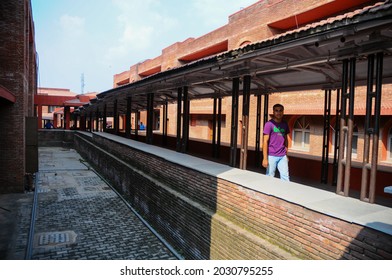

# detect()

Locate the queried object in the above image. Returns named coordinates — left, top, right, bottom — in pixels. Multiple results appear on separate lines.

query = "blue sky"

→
left=31, top=0, right=257, bottom=94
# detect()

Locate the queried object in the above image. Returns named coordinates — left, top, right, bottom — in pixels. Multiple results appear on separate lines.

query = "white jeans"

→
left=266, top=155, right=290, bottom=181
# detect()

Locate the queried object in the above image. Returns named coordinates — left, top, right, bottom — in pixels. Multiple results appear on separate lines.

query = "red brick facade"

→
left=113, top=0, right=377, bottom=86
left=0, top=0, right=37, bottom=193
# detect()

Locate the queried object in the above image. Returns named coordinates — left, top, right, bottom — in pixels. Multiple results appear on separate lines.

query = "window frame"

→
left=292, top=116, right=310, bottom=151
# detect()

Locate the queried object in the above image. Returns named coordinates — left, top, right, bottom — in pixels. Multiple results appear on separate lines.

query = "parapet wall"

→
left=70, top=131, right=392, bottom=260
left=38, top=129, right=74, bottom=147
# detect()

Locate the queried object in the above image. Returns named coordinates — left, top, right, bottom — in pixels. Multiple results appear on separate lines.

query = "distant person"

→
left=262, top=104, right=290, bottom=181
left=139, top=122, right=145, bottom=130
left=45, top=121, right=54, bottom=129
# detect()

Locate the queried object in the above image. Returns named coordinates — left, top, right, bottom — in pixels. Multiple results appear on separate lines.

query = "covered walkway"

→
left=77, top=0, right=392, bottom=204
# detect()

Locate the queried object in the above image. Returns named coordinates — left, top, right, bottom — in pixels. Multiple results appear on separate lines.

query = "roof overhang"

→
left=79, top=0, right=392, bottom=117
left=0, top=85, right=16, bottom=104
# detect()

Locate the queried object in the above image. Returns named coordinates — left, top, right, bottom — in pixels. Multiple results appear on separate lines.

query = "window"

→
left=48, top=105, right=56, bottom=113
left=292, top=116, right=310, bottom=150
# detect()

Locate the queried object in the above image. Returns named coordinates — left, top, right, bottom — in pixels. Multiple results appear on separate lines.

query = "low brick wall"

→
left=72, top=132, right=392, bottom=260
left=38, top=129, right=74, bottom=147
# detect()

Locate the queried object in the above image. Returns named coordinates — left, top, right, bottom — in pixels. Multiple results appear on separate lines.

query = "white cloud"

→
left=105, top=0, right=178, bottom=64
left=33, top=0, right=260, bottom=93
left=59, top=14, right=85, bottom=38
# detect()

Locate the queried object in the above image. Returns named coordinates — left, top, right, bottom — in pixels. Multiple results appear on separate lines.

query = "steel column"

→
left=113, top=99, right=119, bottom=135
left=212, top=96, right=222, bottom=158
left=321, top=89, right=332, bottom=183
left=95, top=108, right=99, bottom=132
left=103, top=103, right=107, bottom=132
left=261, top=93, right=270, bottom=168
left=212, top=96, right=217, bottom=156
left=360, top=52, right=383, bottom=203
left=80, top=115, right=86, bottom=131
left=146, top=92, right=154, bottom=144
left=255, top=94, right=262, bottom=167
left=135, top=110, right=139, bottom=141
left=263, top=94, right=269, bottom=128
left=176, top=87, right=182, bottom=152
left=162, top=99, right=168, bottom=146
left=89, top=112, right=92, bottom=132
left=230, top=77, right=240, bottom=167
left=217, top=96, right=222, bottom=159
left=332, top=89, right=341, bottom=186
left=337, top=58, right=356, bottom=196
left=181, top=86, right=190, bottom=153
left=240, top=75, right=251, bottom=170
left=125, top=97, right=132, bottom=138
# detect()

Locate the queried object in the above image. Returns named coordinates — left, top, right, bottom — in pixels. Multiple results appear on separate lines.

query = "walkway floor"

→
left=0, top=147, right=177, bottom=260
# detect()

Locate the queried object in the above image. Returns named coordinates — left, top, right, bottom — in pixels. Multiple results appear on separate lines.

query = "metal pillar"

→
left=89, top=112, right=92, bottom=132
left=95, top=109, right=99, bottom=132
left=146, top=93, right=154, bottom=144
left=135, top=110, right=139, bottom=141
left=103, top=104, right=107, bottom=132
left=212, top=97, right=217, bottom=157
left=80, top=115, right=86, bottom=131
left=263, top=94, right=269, bottom=126
left=260, top=93, right=270, bottom=167
left=255, top=94, right=262, bottom=167
left=332, top=89, right=341, bottom=186
left=125, top=97, right=132, bottom=138
left=321, top=89, right=332, bottom=183
left=240, top=75, right=251, bottom=170
left=113, top=99, right=119, bottom=135
left=176, top=87, right=182, bottom=152
left=162, top=99, right=168, bottom=146
left=217, top=96, right=222, bottom=158
left=360, top=52, right=383, bottom=203
left=336, top=58, right=356, bottom=196
left=230, top=77, right=240, bottom=167
left=181, top=86, right=190, bottom=153
left=212, top=95, right=222, bottom=158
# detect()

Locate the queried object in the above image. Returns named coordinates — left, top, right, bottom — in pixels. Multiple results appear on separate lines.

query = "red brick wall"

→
left=113, top=0, right=377, bottom=85
left=0, top=0, right=37, bottom=193
left=73, top=131, right=392, bottom=259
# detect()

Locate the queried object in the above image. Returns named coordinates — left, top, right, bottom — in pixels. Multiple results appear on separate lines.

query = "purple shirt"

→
left=263, top=119, right=289, bottom=157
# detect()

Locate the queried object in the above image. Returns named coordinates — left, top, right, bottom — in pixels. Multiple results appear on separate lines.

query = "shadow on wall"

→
left=339, top=222, right=392, bottom=259
left=74, top=133, right=219, bottom=259
left=73, top=132, right=299, bottom=259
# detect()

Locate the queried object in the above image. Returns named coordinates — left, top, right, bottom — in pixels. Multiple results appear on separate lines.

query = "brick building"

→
left=0, top=0, right=37, bottom=193
left=35, top=87, right=96, bottom=129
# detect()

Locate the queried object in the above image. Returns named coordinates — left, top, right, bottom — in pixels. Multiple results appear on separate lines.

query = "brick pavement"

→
left=30, top=147, right=178, bottom=260
left=0, top=192, right=33, bottom=259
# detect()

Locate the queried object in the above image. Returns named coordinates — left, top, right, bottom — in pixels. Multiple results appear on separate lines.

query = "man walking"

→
left=262, top=104, right=290, bottom=181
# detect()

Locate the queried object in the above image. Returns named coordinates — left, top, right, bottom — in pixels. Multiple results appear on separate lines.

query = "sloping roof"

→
left=80, top=0, right=392, bottom=117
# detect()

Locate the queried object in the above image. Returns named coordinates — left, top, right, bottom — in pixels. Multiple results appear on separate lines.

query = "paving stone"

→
left=29, top=147, right=178, bottom=260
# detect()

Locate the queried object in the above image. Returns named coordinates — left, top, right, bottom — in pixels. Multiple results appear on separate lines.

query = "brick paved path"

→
left=31, top=147, right=177, bottom=260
